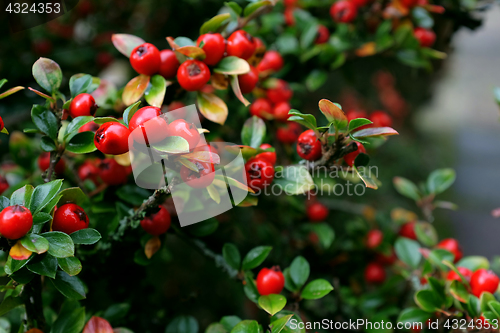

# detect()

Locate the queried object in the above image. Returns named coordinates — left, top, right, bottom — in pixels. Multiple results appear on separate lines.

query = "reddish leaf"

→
left=28, top=87, right=54, bottom=102
left=351, top=127, right=399, bottom=138
left=9, top=241, right=32, bottom=260
left=122, top=75, right=150, bottom=106
left=145, top=236, right=161, bottom=259
left=176, top=46, right=206, bottom=60
left=229, top=75, right=250, bottom=106
left=25, top=329, right=44, bottom=333
left=0, top=86, right=24, bottom=100
left=112, top=34, right=145, bottom=57
left=196, top=92, right=228, bottom=125
left=182, top=151, right=221, bottom=164
left=83, top=316, right=114, bottom=333
left=318, top=99, right=347, bottom=125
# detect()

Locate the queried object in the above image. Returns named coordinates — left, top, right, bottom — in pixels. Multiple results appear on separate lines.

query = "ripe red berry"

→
left=129, top=106, right=169, bottom=145
left=96, top=51, right=114, bottom=68
left=159, top=50, right=180, bottom=79
left=168, top=119, right=200, bottom=150
left=330, top=0, right=358, bottom=23
left=315, top=25, right=330, bottom=44
left=364, top=262, right=386, bottom=284
left=257, top=51, right=284, bottom=73
left=226, top=30, right=256, bottom=60
left=346, top=109, right=368, bottom=121
left=399, top=221, right=417, bottom=240
left=78, top=121, right=99, bottom=133
left=52, top=203, right=89, bottom=234
left=272, top=101, right=291, bottom=122
left=256, top=267, right=285, bottom=295
left=307, top=202, right=329, bottom=222
left=197, top=33, right=226, bottom=66
left=343, top=141, right=366, bottom=167
left=436, top=238, right=463, bottom=263
left=38, top=152, right=66, bottom=175
left=177, top=60, right=211, bottom=91
left=370, top=111, right=392, bottom=128
left=284, top=7, right=296, bottom=26
left=78, top=160, right=100, bottom=185
left=0, top=176, right=8, bottom=195
left=375, top=249, right=397, bottom=265
left=0, top=116, right=4, bottom=132
left=94, top=122, right=130, bottom=155
left=69, top=93, right=98, bottom=118
left=238, top=66, right=259, bottom=94
left=180, top=161, right=215, bottom=189
left=414, top=28, right=436, bottom=48
left=245, top=157, right=275, bottom=191
left=401, top=0, right=418, bottom=8
left=366, top=229, right=383, bottom=249
left=0, top=205, right=33, bottom=240
left=351, top=0, right=370, bottom=7
left=266, top=79, right=293, bottom=104
left=257, top=143, right=276, bottom=165
left=98, top=158, right=130, bottom=185
left=297, top=130, right=322, bottom=161
left=470, top=269, right=500, bottom=297
left=249, top=98, right=273, bottom=119
left=446, top=267, right=473, bottom=282
left=140, top=206, right=171, bottom=235
left=130, top=43, right=161, bottom=76
left=284, top=0, right=298, bottom=5
left=276, top=122, right=301, bottom=144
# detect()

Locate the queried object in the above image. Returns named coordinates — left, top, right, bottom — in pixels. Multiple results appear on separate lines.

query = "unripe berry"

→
left=307, top=202, right=329, bottom=222
left=38, top=152, right=66, bottom=175
left=69, top=93, right=98, bottom=118
left=446, top=267, right=473, bottom=282
left=414, top=28, right=436, bottom=48
left=159, top=50, right=180, bottom=79
left=52, top=203, right=89, bottom=234
left=256, top=266, right=285, bottom=295
left=98, top=158, right=130, bottom=185
left=330, top=0, right=358, bottom=23
left=249, top=98, right=273, bottom=119
left=364, top=262, right=386, bottom=284
left=257, top=143, right=276, bottom=165
left=297, top=130, right=322, bottom=161
left=399, top=221, right=417, bottom=240
left=366, top=229, right=383, bottom=249
left=0, top=205, right=33, bottom=239
left=140, top=206, right=171, bottom=236
left=168, top=119, right=200, bottom=150
left=226, top=30, right=256, bottom=60
left=470, top=269, right=500, bottom=297
left=238, top=66, right=259, bottom=94
left=197, top=33, right=226, bottom=66
left=94, top=122, right=130, bottom=155
left=130, top=43, right=161, bottom=76
left=436, top=238, right=462, bottom=263
left=257, top=51, right=284, bottom=73
left=177, top=60, right=211, bottom=91
left=343, top=141, right=366, bottom=167
left=245, top=157, right=275, bottom=191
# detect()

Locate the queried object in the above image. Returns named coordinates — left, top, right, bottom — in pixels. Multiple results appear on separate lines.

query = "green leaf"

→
left=166, top=316, right=199, bottom=333
left=123, top=101, right=142, bottom=126
left=151, top=136, right=190, bottom=154
left=58, top=257, right=82, bottom=276
left=31, top=104, right=58, bottom=140
left=200, top=13, right=231, bottom=35
left=306, top=223, right=335, bottom=249
left=244, top=0, right=272, bottom=17
left=41, top=136, right=57, bottom=152
left=348, top=118, right=372, bottom=132
left=300, top=22, right=319, bottom=49
left=206, top=323, right=228, bottom=333
left=353, top=165, right=378, bottom=190
left=243, top=273, right=260, bottom=303
left=145, top=75, right=169, bottom=108
left=103, top=303, right=131, bottom=323
left=305, top=70, right=327, bottom=92
left=414, top=289, right=444, bottom=312
left=0, top=296, right=23, bottom=317
left=50, top=300, right=86, bottom=333
left=4, top=255, right=32, bottom=275
left=32, top=57, right=62, bottom=93
left=393, top=177, right=421, bottom=201
left=412, top=7, right=434, bottom=29
left=242, top=246, right=272, bottom=270
left=480, top=292, right=496, bottom=313
left=449, top=280, right=470, bottom=303
left=66, top=131, right=97, bottom=154
left=287, top=109, right=317, bottom=131
left=488, top=301, right=500, bottom=318
left=111, top=33, right=146, bottom=57
left=20, top=234, right=49, bottom=254
left=427, top=168, right=456, bottom=195
left=258, top=294, right=287, bottom=316
left=466, top=295, right=480, bottom=318
left=187, top=218, right=219, bottom=237
left=57, top=187, right=88, bottom=207
left=220, top=316, right=242, bottom=332
left=116, top=185, right=152, bottom=206
left=456, top=256, right=490, bottom=271
left=223, top=243, right=241, bottom=271
left=270, top=314, right=293, bottom=333
left=230, top=320, right=259, bottom=333
left=33, top=212, right=53, bottom=225
left=50, top=271, right=86, bottom=300
left=271, top=311, right=305, bottom=333
left=214, top=57, right=250, bottom=75
left=69, top=74, right=92, bottom=97
left=42, top=231, right=75, bottom=258
left=397, top=307, right=432, bottom=325
left=428, top=249, right=454, bottom=270
left=0, top=196, right=9, bottom=210
left=64, top=116, right=94, bottom=141
left=70, top=229, right=101, bottom=245
left=274, top=166, right=315, bottom=195
left=30, top=179, right=63, bottom=213
left=289, top=256, right=310, bottom=288
left=301, top=279, right=334, bottom=300
left=26, top=253, right=58, bottom=278
left=394, top=237, right=421, bottom=268
left=241, top=116, right=266, bottom=149
left=414, top=222, right=438, bottom=247
left=225, top=2, right=242, bottom=16
left=10, top=184, right=34, bottom=207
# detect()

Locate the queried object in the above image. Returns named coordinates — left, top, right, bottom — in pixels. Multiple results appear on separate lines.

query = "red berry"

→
left=276, top=122, right=301, bottom=144
left=69, top=93, right=98, bottom=118
left=257, top=51, right=284, bottom=73
left=330, top=0, right=358, bottom=23
left=284, top=7, right=296, bottom=26
left=130, top=43, right=161, bottom=76
left=370, top=111, right=392, bottom=127
left=470, top=269, right=500, bottom=297
left=94, top=122, right=130, bottom=155
left=414, top=28, right=436, bottom=48
left=226, top=30, right=256, bottom=60
left=38, top=152, right=66, bottom=175
left=129, top=106, right=169, bottom=145
left=257, top=143, right=276, bottom=165
left=140, top=206, right=171, bottom=235
left=315, top=25, right=330, bottom=44
left=249, top=98, right=273, bottom=119
left=401, top=0, right=418, bottom=8
left=366, top=229, right=383, bottom=249
left=98, top=158, right=130, bottom=185
left=307, top=202, right=329, bottom=222
left=446, top=267, right=473, bottom=282
left=0, top=176, right=8, bottom=195
left=436, top=238, right=463, bottom=263
left=78, top=121, right=99, bottom=133
left=180, top=161, right=215, bottom=189
left=0, top=205, right=33, bottom=240
left=343, top=141, right=366, bottom=167
left=197, top=33, right=226, bottom=66
left=256, top=267, right=285, bottom=295
left=364, top=262, right=386, bottom=284
left=0, top=116, right=3, bottom=132
left=266, top=79, right=293, bottom=104
left=399, top=221, right=417, bottom=240
left=272, top=101, right=291, bottom=122
left=346, top=109, right=368, bottom=122
left=78, top=160, right=100, bottom=185
left=238, top=66, right=259, bottom=94
left=297, top=130, right=322, bottom=161
left=351, top=0, right=370, bottom=7
left=159, top=50, right=180, bottom=79
left=375, top=249, right=397, bottom=265
left=52, top=203, right=89, bottom=234
left=177, top=60, right=211, bottom=91
left=284, top=0, right=298, bottom=5
left=168, top=119, right=200, bottom=150
left=96, top=51, right=114, bottom=68
left=245, top=157, right=275, bottom=191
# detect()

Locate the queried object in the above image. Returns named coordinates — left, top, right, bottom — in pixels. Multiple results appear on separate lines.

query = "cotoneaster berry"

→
left=470, top=269, right=500, bottom=297
left=0, top=205, right=33, bottom=239
left=399, top=221, right=417, bottom=240
left=276, top=122, right=301, bottom=144
left=307, top=202, right=329, bottom=222
left=414, top=28, right=436, bottom=48
left=366, top=229, right=383, bottom=249
left=0, top=176, right=8, bottom=195
left=257, top=51, right=284, bottom=73
left=78, top=160, right=100, bottom=185
left=177, top=59, right=211, bottom=91
left=346, top=109, right=368, bottom=121
left=180, top=161, right=215, bottom=189
left=168, top=119, right=200, bottom=150
left=245, top=156, right=275, bottom=191
left=436, top=238, right=463, bottom=263
left=140, top=206, right=171, bottom=236
left=376, top=249, right=397, bottom=265
left=159, top=49, right=180, bottom=79
left=0, top=116, right=4, bottom=132
left=266, top=79, right=292, bottom=104
left=52, top=203, right=89, bottom=234
left=297, top=130, right=322, bottom=161
left=256, top=267, right=285, bottom=295
left=98, top=158, right=130, bottom=185
left=238, top=66, right=259, bottom=94
left=446, top=267, right=473, bottom=282
left=197, top=33, right=226, bottom=66
left=38, top=152, right=66, bottom=175
left=272, top=101, right=291, bottom=122
left=343, top=141, right=366, bottom=167
left=130, top=43, right=161, bottom=76
left=364, top=262, right=386, bottom=284
left=370, top=111, right=392, bottom=128
left=351, top=0, right=370, bottom=7
left=249, top=98, right=273, bottom=119
left=94, top=122, right=130, bottom=155
left=226, top=30, right=256, bottom=60
left=401, top=0, right=418, bottom=7
left=330, top=0, right=358, bottom=23
left=257, top=143, right=276, bottom=165
left=78, top=121, right=99, bottom=133
left=129, top=106, right=168, bottom=144
left=315, top=25, right=330, bottom=44
left=69, top=93, right=98, bottom=118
